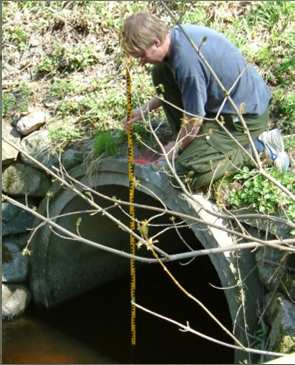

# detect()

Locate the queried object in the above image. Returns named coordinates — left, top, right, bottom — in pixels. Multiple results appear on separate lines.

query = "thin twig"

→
left=133, top=301, right=283, bottom=358
left=147, top=240, right=246, bottom=348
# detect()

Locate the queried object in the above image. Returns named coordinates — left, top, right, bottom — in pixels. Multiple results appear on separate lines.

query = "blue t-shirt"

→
left=166, top=25, right=271, bottom=117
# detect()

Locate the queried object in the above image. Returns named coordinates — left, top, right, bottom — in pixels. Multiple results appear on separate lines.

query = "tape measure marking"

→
left=126, top=63, right=136, bottom=346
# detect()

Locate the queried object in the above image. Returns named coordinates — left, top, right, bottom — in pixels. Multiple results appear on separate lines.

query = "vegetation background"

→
left=2, top=0, right=295, bottom=219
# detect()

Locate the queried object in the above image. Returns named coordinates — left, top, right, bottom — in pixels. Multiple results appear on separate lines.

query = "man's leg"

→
left=175, top=139, right=245, bottom=190
left=175, top=110, right=271, bottom=191
left=256, top=129, right=290, bottom=171
left=152, top=63, right=183, bottom=135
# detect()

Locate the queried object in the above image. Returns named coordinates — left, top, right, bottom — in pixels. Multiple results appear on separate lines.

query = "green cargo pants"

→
left=152, top=63, right=269, bottom=190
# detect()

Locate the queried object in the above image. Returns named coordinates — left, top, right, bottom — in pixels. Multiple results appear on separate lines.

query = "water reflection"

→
left=3, top=316, right=114, bottom=364
left=3, top=249, right=233, bottom=363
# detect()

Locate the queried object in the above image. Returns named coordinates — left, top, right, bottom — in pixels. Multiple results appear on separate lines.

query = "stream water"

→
left=3, top=255, right=233, bottom=364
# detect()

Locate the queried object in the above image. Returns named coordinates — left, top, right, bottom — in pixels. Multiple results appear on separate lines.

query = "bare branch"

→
left=133, top=301, right=284, bottom=358
left=146, top=240, right=246, bottom=349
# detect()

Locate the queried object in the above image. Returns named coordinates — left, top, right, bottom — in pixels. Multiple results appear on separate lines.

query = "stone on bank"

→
left=265, top=293, right=295, bottom=354
left=2, top=284, right=31, bottom=320
left=3, top=243, right=29, bottom=284
left=2, top=201, right=35, bottom=236
left=2, top=121, right=21, bottom=164
left=16, top=110, right=48, bottom=136
left=2, top=162, right=51, bottom=196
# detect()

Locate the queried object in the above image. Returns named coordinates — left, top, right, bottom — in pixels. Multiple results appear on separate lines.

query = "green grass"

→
left=94, top=130, right=125, bottom=156
left=35, top=43, right=98, bottom=78
left=2, top=82, right=32, bottom=118
left=48, top=125, right=82, bottom=145
left=228, top=167, right=295, bottom=221
left=56, top=88, right=126, bottom=130
left=272, top=89, right=295, bottom=133
left=285, top=135, right=295, bottom=151
left=6, top=26, right=28, bottom=50
left=246, top=1, right=294, bottom=29
left=3, top=0, right=295, bottom=138
left=53, top=71, right=153, bottom=131
left=48, top=79, right=82, bottom=99
left=2, top=93, right=16, bottom=118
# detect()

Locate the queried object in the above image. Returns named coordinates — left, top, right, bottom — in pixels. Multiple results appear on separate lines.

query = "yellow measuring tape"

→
left=126, top=61, right=136, bottom=346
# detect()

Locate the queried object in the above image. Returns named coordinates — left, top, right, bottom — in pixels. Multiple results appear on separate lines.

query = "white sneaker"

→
left=257, top=129, right=290, bottom=171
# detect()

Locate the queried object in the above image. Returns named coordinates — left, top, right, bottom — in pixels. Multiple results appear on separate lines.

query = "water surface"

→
left=3, top=244, right=234, bottom=363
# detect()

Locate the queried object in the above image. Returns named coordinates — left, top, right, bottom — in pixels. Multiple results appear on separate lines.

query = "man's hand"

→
left=122, top=97, right=162, bottom=132
left=123, top=107, right=145, bottom=131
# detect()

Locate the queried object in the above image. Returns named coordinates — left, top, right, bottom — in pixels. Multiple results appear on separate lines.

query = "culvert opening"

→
left=7, top=184, right=234, bottom=364
left=29, top=258, right=234, bottom=364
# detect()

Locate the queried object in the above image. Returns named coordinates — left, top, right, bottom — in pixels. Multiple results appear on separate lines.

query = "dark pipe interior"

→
left=3, top=185, right=234, bottom=364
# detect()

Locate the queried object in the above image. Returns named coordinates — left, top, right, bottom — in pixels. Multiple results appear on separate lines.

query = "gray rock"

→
left=20, top=130, right=59, bottom=169
left=231, top=207, right=291, bottom=239
left=2, top=201, right=35, bottom=236
left=16, top=110, right=48, bottom=136
left=264, top=293, right=295, bottom=354
left=81, top=138, right=95, bottom=157
left=2, top=284, right=31, bottom=320
left=61, top=148, right=83, bottom=170
left=2, top=243, right=29, bottom=283
left=255, top=247, right=284, bottom=289
left=3, top=233, right=29, bottom=249
left=256, top=248, right=295, bottom=301
left=21, top=130, right=84, bottom=171
left=2, top=121, right=21, bottom=164
left=2, top=162, right=51, bottom=196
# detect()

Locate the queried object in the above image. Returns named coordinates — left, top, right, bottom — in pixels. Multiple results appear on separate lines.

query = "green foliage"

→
left=56, top=87, right=126, bottom=130
left=2, top=82, right=32, bottom=118
left=48, top=79, right=80, bottom=99
left=3, top=0, right=295, bottom=139
left=133, top=122, right=154, bottom=148
left=56, top=99, right=80, bottom=116
left=246, top=2, right=294, bottom=88
left=228, top=167, right=295, bottom=221
left=272, top=89, right=295, bottom=133
left=91, top=1, right=151, bottom=29
left=2, top=93, right=16, bottom=118
left=93, top=121, right=158, bottom=158
left=79, top=91, right=125, bottom=126
left=247, top=1, right=294, bottom=29
left=6, top=26, right=28, bottom=50
left=54, top=72, right=153, bottom=131
left=285, top=135, right=295, bottom=151
left=273, top=57, right=295, bottom=87
left=16, top=1, right=46, bottom=9
left=48, top=126, right=82, bottom=144
left=179, top=5, right=208, bottom=24
left=94, top=130, right=125, bottom=156
left=35, top=44, right=98, bottom=78
left=35, top=51, right=59, bottom=77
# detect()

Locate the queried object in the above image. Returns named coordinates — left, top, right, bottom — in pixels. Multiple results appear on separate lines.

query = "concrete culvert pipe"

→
left=30, top=157, right=263, bottom=363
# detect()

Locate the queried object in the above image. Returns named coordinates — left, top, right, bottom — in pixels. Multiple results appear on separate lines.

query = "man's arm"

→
left=123, top=96, right=161, bottom=130
left=144, top=96, right=162, bottom=113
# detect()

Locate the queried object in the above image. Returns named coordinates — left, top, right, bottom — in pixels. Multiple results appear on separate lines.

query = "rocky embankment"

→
left=2, top=113, right=88, bottom=319
left=2, top=115, right=295, bottom=356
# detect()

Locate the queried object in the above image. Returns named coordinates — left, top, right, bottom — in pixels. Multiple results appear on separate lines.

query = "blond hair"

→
left=121, top=13, right=168, bottom=54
